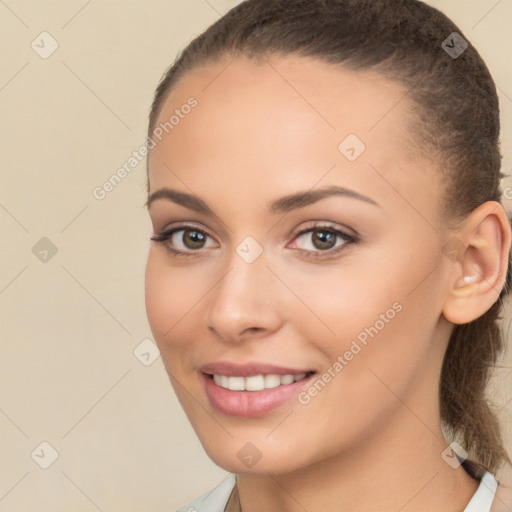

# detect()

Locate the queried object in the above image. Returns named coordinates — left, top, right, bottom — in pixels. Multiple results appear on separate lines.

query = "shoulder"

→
left=176, top=474, right=237, bottom=512
left=491, top=483, right=512, bottom=512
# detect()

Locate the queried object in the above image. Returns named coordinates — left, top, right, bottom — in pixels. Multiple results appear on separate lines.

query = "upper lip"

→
left=200, top=362, right=314, bottom=377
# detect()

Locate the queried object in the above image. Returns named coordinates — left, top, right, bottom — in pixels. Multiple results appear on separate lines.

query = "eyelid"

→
left=290, top=220, right=356, bottom=238
left=153, top=221, right=217, bottom=240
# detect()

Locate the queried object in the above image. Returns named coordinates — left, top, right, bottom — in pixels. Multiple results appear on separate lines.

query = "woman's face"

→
left=145, top=55, right=453, bottom=474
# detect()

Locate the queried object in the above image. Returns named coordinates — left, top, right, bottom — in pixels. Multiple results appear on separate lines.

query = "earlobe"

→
left=442, top=201, right=511, bottom=325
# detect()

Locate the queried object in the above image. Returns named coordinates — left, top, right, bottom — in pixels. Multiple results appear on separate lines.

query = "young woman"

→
left=144, top=0, right=512, bottom=510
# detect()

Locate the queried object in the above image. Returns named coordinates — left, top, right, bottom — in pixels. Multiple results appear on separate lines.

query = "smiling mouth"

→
left=205, top=372, right=316, bottom=391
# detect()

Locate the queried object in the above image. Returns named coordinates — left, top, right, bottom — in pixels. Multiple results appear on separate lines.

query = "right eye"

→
left=150, top=225, right=218, bottom=256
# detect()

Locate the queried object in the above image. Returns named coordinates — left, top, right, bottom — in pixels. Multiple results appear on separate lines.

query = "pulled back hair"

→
left=148, top=0, right=511, bottom=478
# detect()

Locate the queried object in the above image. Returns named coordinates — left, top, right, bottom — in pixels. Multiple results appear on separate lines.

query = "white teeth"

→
left=245, top=375, right=265, bottom=391
left=280, top=374, right=294, bottom=385
left=227, top=376, right=245, bottom=391
left=264, top=374, right=281, bottom=389
left=211, top=373, right=308, bottom=391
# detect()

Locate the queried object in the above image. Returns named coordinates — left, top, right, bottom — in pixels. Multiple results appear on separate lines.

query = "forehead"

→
left=154, top=54, right=414, bottom=138
left=148, top=55, right=440, bottom=222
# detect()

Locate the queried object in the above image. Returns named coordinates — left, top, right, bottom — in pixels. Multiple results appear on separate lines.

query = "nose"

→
left=204, top=251, right=284, bottom=343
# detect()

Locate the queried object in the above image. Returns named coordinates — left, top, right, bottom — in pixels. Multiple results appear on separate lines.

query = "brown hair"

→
left=148, top=0, right=511, bottom=477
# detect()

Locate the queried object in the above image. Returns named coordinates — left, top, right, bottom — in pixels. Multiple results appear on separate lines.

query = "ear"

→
left=442, top=201, right=511, bottom=325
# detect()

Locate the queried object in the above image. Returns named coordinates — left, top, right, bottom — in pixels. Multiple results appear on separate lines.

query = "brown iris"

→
left=311, top=230, right=337, bottom=250
left=182, top=230, right=207, bottom=249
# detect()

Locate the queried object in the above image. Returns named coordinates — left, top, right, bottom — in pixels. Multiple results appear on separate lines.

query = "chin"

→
left=198, top=435, right=311, bottom=475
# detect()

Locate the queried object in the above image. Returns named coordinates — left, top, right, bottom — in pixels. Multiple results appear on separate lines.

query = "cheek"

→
left=309, top=282, right=441, bottom=429
left=288, top=304, right=435, bottom=459
left=144, top=251, right=197, bottom=356
left=287, top=235, right=440, bottom=351
left=145, top=254, right=171, bottom=342
left=144, top=253, right=205, bottom=417
left=285, top=252, right=440, bottom=405
left=277, top=254, right=404, bottom=348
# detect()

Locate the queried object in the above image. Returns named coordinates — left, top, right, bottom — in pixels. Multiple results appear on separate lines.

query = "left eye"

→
left=291, top=227, right=353, bottom=252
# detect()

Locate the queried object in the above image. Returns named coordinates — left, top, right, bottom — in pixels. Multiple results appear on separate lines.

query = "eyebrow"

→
left=146, top=185, right=380, bottom=214
left=268, top=185, right=380, bottom=213
left=146, top=188, right=213, bottom=214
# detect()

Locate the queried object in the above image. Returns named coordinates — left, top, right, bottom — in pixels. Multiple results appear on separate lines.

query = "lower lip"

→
left=202, top=373, right=315, bottom=417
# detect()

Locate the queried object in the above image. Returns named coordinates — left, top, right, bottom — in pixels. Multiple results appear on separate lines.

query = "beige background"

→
left=0, top=0, right=511, bottom=510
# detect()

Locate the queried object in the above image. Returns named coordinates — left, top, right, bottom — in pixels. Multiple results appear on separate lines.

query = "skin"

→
left=145, top=55, right=511, bottom=511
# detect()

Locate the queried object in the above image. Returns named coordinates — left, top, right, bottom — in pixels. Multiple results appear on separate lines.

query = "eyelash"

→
left=150, top=223, right=357, bottom=260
